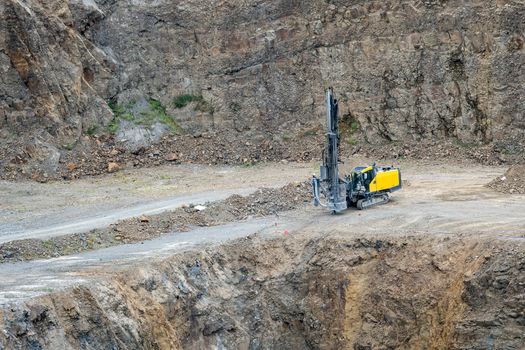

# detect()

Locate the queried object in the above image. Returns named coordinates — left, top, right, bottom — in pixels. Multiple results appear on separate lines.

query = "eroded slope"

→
left=1, top=234, right=523, bottom=349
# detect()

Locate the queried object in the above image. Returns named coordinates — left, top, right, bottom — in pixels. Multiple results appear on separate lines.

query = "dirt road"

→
left=1, top=159, right=511, bottom=243
left=0, top=160, right=524, bottom=306
left=0, top=162, right=312, bottom=242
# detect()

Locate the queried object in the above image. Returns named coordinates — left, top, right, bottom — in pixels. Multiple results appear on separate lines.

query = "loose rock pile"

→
left=0, top=130, right=324, bottom=181
left=0, top=182, right=311, bottom=263
left=216, top=183, right=310, bottom=219
left=487, top=165, right=525, bottom=195
left=4, top=129, right=523, bottom=182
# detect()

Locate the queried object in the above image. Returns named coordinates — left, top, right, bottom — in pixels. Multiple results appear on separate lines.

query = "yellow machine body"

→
left=369, top=168, right=401, bottom=193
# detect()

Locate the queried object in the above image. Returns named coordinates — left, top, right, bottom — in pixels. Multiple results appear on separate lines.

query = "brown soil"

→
left=487, top=165, right=525, bottom=195
left=0, top=182, right=310, bottom=263
left=1, top=233, right=523, bottom=349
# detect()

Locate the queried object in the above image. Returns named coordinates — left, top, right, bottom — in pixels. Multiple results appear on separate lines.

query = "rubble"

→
left=487, top=165, right=525, bottom=195
left=0, top=182, right=311, bottom=263
left=107, top=162, right=120, bottom=173
left=3, top=129, right=524, bottom=182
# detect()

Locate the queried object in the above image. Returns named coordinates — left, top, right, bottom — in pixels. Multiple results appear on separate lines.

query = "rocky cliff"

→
left=1, top=0, right=524, bottom=178
left=1, top=234, right=523, bottom=349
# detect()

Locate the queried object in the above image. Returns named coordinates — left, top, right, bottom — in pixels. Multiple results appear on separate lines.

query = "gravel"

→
left=0, top=182, right=311, bottom=263
left=487, top=165, right=525, bottom=195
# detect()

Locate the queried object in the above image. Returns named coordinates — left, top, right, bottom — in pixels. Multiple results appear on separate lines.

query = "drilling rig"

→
left=311, top=88, right=402, bottom=214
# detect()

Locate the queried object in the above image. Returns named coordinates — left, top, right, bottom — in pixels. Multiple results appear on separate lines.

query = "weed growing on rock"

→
left=41, top=240, right=54, bottom=250
left=63, top=143, right=76, bottom=151
left=85, top=125, right=98, bottom=136
left=107, top=100, right=135, bottom=133
left=148, top=99, right=182, bottom=134
left=173, top=94, right=198, bottom=108
left=341, top=117, right=361, bottom=146
left=173, top=94, right=214, bottom=114
left=229, top=102, right=241, bottom=113
left=346, top=137, right=358, bottom=146
left=107, top=99, right=182, bottom=134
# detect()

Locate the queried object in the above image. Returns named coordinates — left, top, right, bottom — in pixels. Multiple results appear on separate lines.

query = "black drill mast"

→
left=312, top=88, right=348, bottom=213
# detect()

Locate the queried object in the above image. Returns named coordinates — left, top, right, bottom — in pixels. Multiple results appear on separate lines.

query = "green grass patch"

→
left=107, top=100, right=135, bottom=133
left=346, top=137, right=359, bottom=146
left=349, top=120, right=360, bottom=134
left=229, top=102, right=241, bottom=113
left=107, top=99, right=182, bottom=134
left=341, top=116, right=361, bottom=146
left=173, top=94, right=214, bottom=114
left=87, top=234, right=97, bottom=249
left=41, top=240, right=54, bottom=250
left=148, top=99, right=182, bottom=133
left=63, top=143, right=76, bottom=151
left=85, top=125, right=98, bottom=136
left=173, top=94, right=198, bottom=108
left=107, top=118, right=120, bottom=134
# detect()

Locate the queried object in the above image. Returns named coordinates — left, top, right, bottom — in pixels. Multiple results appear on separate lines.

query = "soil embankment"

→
left=0, top=182, right=310, bottom=263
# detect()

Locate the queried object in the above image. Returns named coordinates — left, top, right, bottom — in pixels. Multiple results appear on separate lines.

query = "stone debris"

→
left=488, top=165, right=525, bottom=195
left=164, top=152, right=178, bottom=161
left=107, top=162, right=120, bottom=173
left=0, top=182, right=311, bottom=263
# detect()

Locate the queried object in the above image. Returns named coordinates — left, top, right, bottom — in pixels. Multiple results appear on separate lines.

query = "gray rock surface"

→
left=116, top=120, right=168, bottom=153
left=1, top=0, right=524, bottom=174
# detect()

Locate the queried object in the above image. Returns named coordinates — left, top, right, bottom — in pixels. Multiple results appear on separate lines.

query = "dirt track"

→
left=1, top=160, right=525, bottom=349
left=0, top=160, right=524, bottom=303
left=1, top=159, right=516, bottom=242
left=0, top=162, right=310, bottom=242
left=1, top=159, right=523, bottom=246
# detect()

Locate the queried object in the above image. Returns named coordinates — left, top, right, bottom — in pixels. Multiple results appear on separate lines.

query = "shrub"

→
left=107, top=99, right=183, bottom=134
left=85, top=125, right=98, bottom=136
left=173, top=94, right=199, bottom=108
left=173, top=94, right=214, bottom=114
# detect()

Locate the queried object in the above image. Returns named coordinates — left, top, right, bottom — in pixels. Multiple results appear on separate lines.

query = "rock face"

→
left=0, top=235, right=523, bottom=349
left=1, top=0, right=524, bottom=175
left=0, top=0, right=114, bottom=136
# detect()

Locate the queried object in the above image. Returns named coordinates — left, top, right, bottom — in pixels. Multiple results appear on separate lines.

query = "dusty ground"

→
left=0, top=159, right=524, bottom=348
left=0, top=183, right=311, bottom=263
left=1, top=157, right=523, bottom=263
left=0, top=162, right=314, bottom=242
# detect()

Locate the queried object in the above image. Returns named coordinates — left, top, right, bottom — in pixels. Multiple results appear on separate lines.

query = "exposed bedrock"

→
left=1, top=235, right=523, bottom=349
left=1, top=0, right=524, bottom=169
